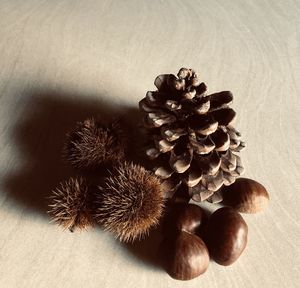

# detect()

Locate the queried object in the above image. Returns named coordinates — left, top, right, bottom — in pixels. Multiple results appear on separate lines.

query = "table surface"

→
left=0, top=1, right=299, bottom=287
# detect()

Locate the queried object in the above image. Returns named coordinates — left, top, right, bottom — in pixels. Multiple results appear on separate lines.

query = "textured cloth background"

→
left=0, top=1, right=299, bottom=287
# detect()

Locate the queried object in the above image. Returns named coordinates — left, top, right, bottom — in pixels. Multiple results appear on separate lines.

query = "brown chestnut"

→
left=175, top=204, right=208, bottom=235
left=222, top=178, right=269, bottom=213
left=206, top=207, right=248, bottom=266
left=161, top=231, right=209, bottom=280
left=163, top=203, right=208, bottom=236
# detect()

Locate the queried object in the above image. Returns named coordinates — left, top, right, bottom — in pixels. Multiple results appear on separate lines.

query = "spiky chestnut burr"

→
left=48, top=177, right=93, bottom=232
left=94, top=162, right=164, bottom=242
left=63, top=118, right=126, bottom=170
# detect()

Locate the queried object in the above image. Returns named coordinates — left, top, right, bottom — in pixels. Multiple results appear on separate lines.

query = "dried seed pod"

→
left=139, top=68, right=246, bottom=203
left=160, top=231, right=209, bottom=280
left=206, top=207, right=248, bottom=266
left=48, top=177, right=93, bottom=232
left=64, top=118, right=126, bottom=169
left=222, top=178, right=269, bottom=213
left=94, top=162, right=164, bottom=242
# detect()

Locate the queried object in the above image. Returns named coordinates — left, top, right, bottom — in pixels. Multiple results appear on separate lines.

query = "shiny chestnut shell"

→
left=161, top=231, right=209, bottom=280
left=206, top=207, right=248, bottom=266
left=222, top=178, right=269, bottom=213
left=163, top=203, right=208, bottom=237
left=175, top=204, right=208, bottom=234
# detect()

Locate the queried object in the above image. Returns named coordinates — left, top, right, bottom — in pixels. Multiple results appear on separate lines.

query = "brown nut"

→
left=206, top=207, right=248, bottom=266
left=175, top=204, right=208, bottom=235
left=222, top=178, right=269, bottom=213
left=161, top=231, right=209, bottom=280
left=163, top=203, right=208, bottom=236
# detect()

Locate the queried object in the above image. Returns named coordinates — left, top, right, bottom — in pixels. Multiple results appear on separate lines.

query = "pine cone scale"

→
left=182, top=163, right=203, bottom=187
left=210, top=129, right=230, bottom=151
left=154, top=164, right=174, bottom=179
left=194, top=97, right=210, bottom=114
left=209, top=91, right=233, bottom=110
left=210, top=108, right=236, bottom=126
left=154, top=74, right=170, bottom=91
left=169, top=148, right=193, bottom=174
left=161, top=125, right=187, bottom=141
left=188, top=134, right=215, bottom=155
left=188, top=115, right=218, bottom=136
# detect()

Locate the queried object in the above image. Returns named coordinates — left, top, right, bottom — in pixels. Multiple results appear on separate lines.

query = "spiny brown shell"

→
left=48, top=177, right=93, bottom=232
left=93, top=162, right=164, bottom=242
left=64, top=118, right=126, bottom=169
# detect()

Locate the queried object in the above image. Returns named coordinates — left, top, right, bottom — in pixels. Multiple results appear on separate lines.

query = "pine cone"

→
left=139, top=68, right=245, bottom=203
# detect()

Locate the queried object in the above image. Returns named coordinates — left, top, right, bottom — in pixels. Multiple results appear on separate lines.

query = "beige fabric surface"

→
left=0, top=0, right=299, bottom=287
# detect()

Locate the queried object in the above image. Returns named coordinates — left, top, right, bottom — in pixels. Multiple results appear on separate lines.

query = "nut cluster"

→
left=159, top=177, right=269, bottom=281
left=161, top=204, right=249, bottom=280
